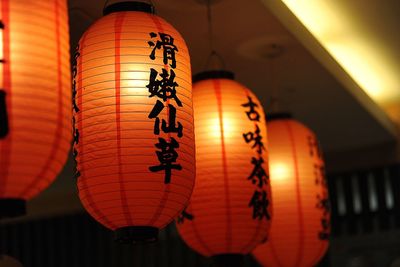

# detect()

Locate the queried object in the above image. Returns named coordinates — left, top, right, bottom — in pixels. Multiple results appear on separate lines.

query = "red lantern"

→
left=176, top=71, right=272, bottom=264
left=73, top=2, right=195, bottom=242
left=253, top=114, right=330, bottom=267
left=0, top=0, right=71, bottom=218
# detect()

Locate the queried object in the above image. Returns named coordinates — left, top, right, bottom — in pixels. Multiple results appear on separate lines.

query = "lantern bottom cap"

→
left=114, top=226, right=159, bottom=244
left=0, top=198, right=26, bottom=219
left=211, top=253, right=245, bottom=267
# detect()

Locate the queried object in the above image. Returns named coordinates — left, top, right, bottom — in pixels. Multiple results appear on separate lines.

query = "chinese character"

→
left=308, top=135, right=322, bottom=159
left=316, top=193, right=330, bottom=215
left=148, top=32, right=178, bottom=68
left=177, top=208, right=194, bottom=224
left=73, top=129, right=80, bottom=145
left=248, top=157, right=269, bottom=188
left=147, top=68, right=182, bottom=107
left=148, top=100, right=183, bottom=137
left=318, top=218, right=330, bottom=240
left=243, top=125, right=265, bottom=154
left=242, top=96, right=260, bottom=121
left=149, top=137, right=182, bottom=184
left=72, top=48, right=80, bottom=113
left=249, top=190, right=271, bottom=220
left=0, top=21, right=4, bottom=64
left=72, top=148, right=81, bottom=179
left=0, top=90, right=9, bottom=138
left=314, top=163, right=326, bottom=186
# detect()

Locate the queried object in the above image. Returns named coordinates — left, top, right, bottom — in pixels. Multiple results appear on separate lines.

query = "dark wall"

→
left=4, top=163, right=400, bottom=267
left=0, top=213, right=263, bottom=267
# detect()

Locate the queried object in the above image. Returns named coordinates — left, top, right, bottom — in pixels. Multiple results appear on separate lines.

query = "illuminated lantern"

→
left=253, top=114, right=330, bottom=267
left=0, top=0, right=71, bottom=218
left=73, top=1, right=195, bottom=242
left=0, top=255, right=23, bottom=267
left=176, top=71, right=272, bottom=265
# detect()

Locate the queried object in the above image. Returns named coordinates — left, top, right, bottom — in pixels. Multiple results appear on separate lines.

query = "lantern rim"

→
left=0, top=199, right=26, bottom=219
left=266, top=112, right=292, bottom=122
left=114, top=226, right=159, bottom=244
left=193, top=70, right=235, bottom=83
left=103, top=1, right=155, bottom=16
left=211, top=253, right=245, bottom=267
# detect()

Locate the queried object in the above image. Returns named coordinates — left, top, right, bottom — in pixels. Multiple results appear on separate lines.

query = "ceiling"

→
left=6, top=0, right=398, bottom=220
left=69, top=0, right=397, bottom=154
left=262, top=0, right=400, bottom=128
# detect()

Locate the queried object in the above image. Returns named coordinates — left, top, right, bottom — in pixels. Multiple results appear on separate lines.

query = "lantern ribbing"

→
left=253, top=116, right=330, bottom=267
left=73, top=2, right=195, bottom=243
left=177, top=73, right=272, bottom=258
left=0, top=0, right=71, bottom=218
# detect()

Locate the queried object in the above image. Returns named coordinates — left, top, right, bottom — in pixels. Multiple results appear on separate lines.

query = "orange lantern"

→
left=0, top=0, right=71, bottom=218
left=73, top=2, right=195, bottom=242
left=253, top=114, right=330, bottom=267
left=176, top=71, right=272, bottom=264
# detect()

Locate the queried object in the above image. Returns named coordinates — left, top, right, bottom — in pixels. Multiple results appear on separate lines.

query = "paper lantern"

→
left=253, top=114, right=330, bottom=267
left=0, top=0, right=71, bottom=218
left=73, top=1, right=195, bottom=242
left=0, top=255, right=23, bottom=267
left=176, top=71, right=272, bottom=264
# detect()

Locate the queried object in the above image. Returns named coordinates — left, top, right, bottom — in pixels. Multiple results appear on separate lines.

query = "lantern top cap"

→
left=266, top=112, right=293, bottom=122
left=193, top=70, right=235, bottom=83
left=103, top=1, right=155, bottom=16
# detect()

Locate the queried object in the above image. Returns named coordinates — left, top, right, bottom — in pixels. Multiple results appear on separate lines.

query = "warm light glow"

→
left=280, top=0, right=400, bottom=105
left=253, top=117, right=329, bottom=267
left=74, top=7, right=195, bottom=237
left=270, top=162, right=290, bottom=183
left=206, top=113, right=237, bottom=141
left=0, top=0, right=71, bottom=203
left=177, top=76, right=271, bottom=257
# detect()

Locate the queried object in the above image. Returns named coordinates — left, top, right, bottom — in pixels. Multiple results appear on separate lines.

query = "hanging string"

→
left=269, top=57, right=279, bottom=113
left=207, top=0, right=214, bottom=53
left=203, top=0, right=226, bottom=70
left=266, top=44, right=284, bottom=113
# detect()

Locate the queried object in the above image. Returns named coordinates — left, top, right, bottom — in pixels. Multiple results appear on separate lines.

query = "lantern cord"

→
left=265, top=44, right=284, bottom=113
left=269, top=57, right=279, bottom=113
left=204, top=50, right=226, bottom=70
left=206, top=0, right=214, bottom=53
left=203, top=0, right=226, bottom=70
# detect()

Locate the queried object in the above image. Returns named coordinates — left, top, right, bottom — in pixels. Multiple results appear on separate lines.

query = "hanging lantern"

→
left=73, top=1, right=195, bottom=242
left=176, top=71, right=272, bottom=265
left=253, top=113, right=330, bottom=267
left=0, top=255, right=23, bottom=267
left=0, top=0, right=71, bottom=218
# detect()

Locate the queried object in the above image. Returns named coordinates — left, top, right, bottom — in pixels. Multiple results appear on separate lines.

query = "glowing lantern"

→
left=0, top=0, right=71, bottom=218
left=73, top=1, right=195, bottom=242
left=253, top=113, right=330, bottom=267
left=176, top=71, right=272, bottom=264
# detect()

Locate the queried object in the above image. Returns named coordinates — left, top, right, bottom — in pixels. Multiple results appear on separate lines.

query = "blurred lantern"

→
left=73, top=1, right=195, bottom=242
left=0, top=255, right=23, bottom=267
left=253, top=113, right=330, bottom=267
left=176, top=71, right=272, bottom=265
left=0, top=0, right=71, bottom=218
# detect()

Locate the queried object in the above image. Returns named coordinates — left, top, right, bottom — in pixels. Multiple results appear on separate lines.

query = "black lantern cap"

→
left=115, top=226, right=159, bottom=244
left=193, top=70, right=235, bottom=83
left=0, top=199, right=26, bottom=219
left=266, top=112, right=292, bottom=122
left=103, top=1, right=155, bottom=16
left=212, top=254, right=245, bottom=267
